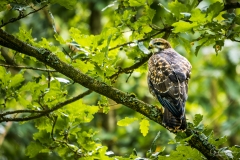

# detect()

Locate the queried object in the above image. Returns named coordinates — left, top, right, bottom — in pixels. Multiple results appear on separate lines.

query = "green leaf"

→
left=77, top=129, right=98, bottom=151
left=98, top=95, right=110, bottom=114
left=195, top=38, right=209, bottom=56
left=0, top=2, right=8, bottom=12
left=69, top=27, right=97, bottom=49
left=235, top=15, right=240, bottom=25
left=137, top=41, right=151, bottom=55
left=55, top=146, right=71, bottom=157
left=158, top=145, right=202, bottom=159
left=186, top=0, right=199, bottom=10
left=193, top=114, right=203, bottom=127
left=103, top=35, right=112, bottom=58
left=139, top=119, right=149, bottom=137
left=0, top=67, right=11, bottom=87
left=149, top=131, right=161, bottom=153
left=190, top=8, right=206, bottom=23
left=147, top=0, right=154, bottom=6
left=92, top=146, right=112, bottom=160
left=145, top=6, right=156, bottom=21
left=122, top=9, right=136, bottom=21
left=158, top=3, right=171, bottom=13
left=206, top=2, right=224, bottom=21
left=36, top=38, right=59, bottom=52
left=9, top=73, right=24, bottom=88
left=141, top=25, right=152, bottom=33
left=209, top=134, right=227, bottom=148
left=202, top=128, right=213, bottom=137
left=221, top=148, right=233, bottom=159
left=168, top=1, right=189, bottom=19
left=178, top=37, right=192, bottom=54
left=222, top=13, right=236, bottom=23
left=213, top=40, right=224, bottom=54
left=172, top=21, right=198, bottom=33
left=175, top=145, right=202, bottom=159
left=117, top=117, right=138, bottom=126
left=26, top=141, right=44, bottom=158
left=16, top=26, right=35, bottom=44
left=230, top=146, right=240, bottom=159
left=34, top=118, right=52, bottom=132
left=129, top=0, right=145, bottom=7
left=0, top=52, right=5, bottom=61
left=174, top=132, right=193, bottom=144
left=54, top=34, right=66, bottom=44
left=72, top=59, right=95, bottom=73
left=43, top=79, right=66, bottom=106
left=62, top=99, right=99, bottom=124
left=33, top=130, right=51, bottom=144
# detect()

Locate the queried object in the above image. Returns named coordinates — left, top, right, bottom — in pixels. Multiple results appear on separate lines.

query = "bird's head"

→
left=148, top=38, right=172, bottom=53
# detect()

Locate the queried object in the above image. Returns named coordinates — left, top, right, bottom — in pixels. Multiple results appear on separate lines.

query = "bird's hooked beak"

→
left=148, top=41, right=154, bottom=49
left=148, top=41, right=160, bottom=53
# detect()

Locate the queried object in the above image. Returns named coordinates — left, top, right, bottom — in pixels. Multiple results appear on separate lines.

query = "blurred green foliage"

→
left=0, top=0, right=240, bottom=159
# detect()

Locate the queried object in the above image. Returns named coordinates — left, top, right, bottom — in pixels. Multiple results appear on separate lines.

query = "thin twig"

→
left=0, top=64, right=56, bottom=72
left=0, top=90, right=92, bottom=122
left=0, top=109, right=43, bottom=116
left=51, top=116, right=58, bottom=141
left=232, top=39, right=240, bottom=43
left=50, top=116, right=82, bottom=157
left=45, top=65, right=51, bottom=88
left=125, top=71, right=133, bottom=83
left=109, top=54, right=151, bottom=80
left=0, top=5, right=48, bottom=28
left=108, top=27, right=173, bottom=51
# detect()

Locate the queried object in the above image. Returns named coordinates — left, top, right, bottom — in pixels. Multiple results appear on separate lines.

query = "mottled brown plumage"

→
left=147, top=38, right=191, bottom=131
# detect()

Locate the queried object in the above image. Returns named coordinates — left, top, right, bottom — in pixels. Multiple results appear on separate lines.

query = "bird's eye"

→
left=154, top=42, right=161, bottom=45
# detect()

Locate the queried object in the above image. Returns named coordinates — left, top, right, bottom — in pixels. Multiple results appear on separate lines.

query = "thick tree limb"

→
left=0, top=29, right=224, bottom=160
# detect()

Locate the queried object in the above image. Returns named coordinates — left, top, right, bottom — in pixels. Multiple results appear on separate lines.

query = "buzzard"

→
left=147, top=38, right=192, bottom=131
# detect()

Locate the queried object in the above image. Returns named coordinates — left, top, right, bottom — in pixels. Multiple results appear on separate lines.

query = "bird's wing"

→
left=148, top=53, right=191, bottom=118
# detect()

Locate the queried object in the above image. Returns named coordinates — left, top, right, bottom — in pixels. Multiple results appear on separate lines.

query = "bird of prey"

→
left=147, top=38, right=192, bottom=131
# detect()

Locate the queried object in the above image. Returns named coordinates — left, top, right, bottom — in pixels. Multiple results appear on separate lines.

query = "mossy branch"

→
left=0, top=29, right=225, bottom=160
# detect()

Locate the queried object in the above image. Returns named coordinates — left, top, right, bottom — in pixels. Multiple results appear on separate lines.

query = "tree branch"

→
left=0, top=29, right=224, bottom=160
left=223, top=2, right=240, bottom=11
left=109, top=54, right=152, bottom=80
left=108, top=26, right=173, bottom=51
left=0, top=109, right=43, bottom=117
left=0, top=5, right=48, bottom=28
left=0, top=89, right=92, bottom=122
left=0, top=64, right=56, bottom=72
left=108, top=26, right=173, bottom=80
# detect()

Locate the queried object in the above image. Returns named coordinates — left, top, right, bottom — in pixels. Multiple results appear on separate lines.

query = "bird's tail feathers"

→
left=162, top=108, right=187, bottom=131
